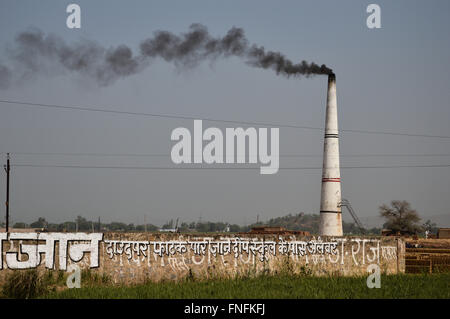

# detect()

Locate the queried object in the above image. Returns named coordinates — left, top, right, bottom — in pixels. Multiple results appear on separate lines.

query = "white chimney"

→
left=319, top=73, right=343, bottom=236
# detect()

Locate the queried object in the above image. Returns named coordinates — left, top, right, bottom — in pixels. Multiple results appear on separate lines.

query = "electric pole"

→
left=144, top=214, right=147, bottom=233
left=3, top=153, right=10, bottom=232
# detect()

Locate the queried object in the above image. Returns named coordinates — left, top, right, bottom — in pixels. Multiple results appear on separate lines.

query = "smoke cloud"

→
left=0, top=24, right=333, bottom=88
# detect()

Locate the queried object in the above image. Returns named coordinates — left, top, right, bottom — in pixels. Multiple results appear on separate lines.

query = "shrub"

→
left=2, top=269, right=49, bottom=299
left=81, top=268, right=111, bottom=286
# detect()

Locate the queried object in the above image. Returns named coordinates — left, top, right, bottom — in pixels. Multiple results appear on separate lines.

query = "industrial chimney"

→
left=319, top=73, right=343, bottom=236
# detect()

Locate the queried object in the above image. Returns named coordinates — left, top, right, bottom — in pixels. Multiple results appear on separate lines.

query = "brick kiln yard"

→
left=404, top=238, right=450, bottom=274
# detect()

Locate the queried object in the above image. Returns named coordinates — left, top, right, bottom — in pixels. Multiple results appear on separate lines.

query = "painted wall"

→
left=0, top=232, right=404, bottom=284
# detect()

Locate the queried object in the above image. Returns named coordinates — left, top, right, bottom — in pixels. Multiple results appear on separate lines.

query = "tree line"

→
left=4, top=201, right=439, bottom=235
left=6, top=213, right=380, bottom=234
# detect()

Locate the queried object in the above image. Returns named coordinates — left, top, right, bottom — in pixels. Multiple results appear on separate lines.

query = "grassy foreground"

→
left=43, top=273, right=450, bottom=299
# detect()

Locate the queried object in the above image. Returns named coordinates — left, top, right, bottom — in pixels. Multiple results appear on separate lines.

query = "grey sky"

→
left=0, top=0, right=449, bottom=227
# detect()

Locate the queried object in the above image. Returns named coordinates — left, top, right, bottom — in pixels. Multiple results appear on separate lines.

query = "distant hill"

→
left=10, top=213, right=383, bottom=235
left=249, top=213, right=381, bottom=235
left=256, top=213, right=320, bottom=234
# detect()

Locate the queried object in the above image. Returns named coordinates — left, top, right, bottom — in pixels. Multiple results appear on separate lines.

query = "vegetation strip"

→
left=5, top=272, right=444, bottom=299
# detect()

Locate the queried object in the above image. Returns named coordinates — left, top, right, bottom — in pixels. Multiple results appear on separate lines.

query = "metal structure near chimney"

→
left=319, top=73, right=343, bottom=236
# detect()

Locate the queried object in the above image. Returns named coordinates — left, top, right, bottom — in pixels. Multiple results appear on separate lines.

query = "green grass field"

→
left=42, top=273, right=450, bottom=299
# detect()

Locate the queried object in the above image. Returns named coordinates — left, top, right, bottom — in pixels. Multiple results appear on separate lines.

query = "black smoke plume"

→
left=0, top=24, right=332, bottom=88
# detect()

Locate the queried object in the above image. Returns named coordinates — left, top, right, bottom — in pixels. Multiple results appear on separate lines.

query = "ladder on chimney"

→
left=339, top=199, right=366, bottom=233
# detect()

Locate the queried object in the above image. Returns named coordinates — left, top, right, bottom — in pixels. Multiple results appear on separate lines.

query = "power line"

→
left=1, top=99, right=450, bottom=139
left=11, top=164, right=450, bottom=170
left=0, top=99, right=322, bottom=130
left=2, top=151, right=450, bottom=158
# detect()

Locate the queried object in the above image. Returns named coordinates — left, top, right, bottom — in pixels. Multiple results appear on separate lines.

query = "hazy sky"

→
left=0, top=0, right=449, bottom=228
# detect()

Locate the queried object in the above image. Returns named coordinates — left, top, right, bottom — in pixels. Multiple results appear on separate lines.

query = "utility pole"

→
left=3, top=153, right=10, bottom=232
left=144, top=214, right=147, bottom=233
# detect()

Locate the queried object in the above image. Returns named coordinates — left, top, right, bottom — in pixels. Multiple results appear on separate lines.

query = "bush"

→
left=2, top=269, right=50, bottom=299
left=81, top=269, right=111, bottom=286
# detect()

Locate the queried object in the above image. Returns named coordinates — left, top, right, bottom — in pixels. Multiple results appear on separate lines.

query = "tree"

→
left=229, top=224, right=242, bottom=233
left=13, top=222, right=27, bottom=228
left=47, top=223, right=59, bottom=232
left=422, top=219, right=438, bottom=234
left=343, top=221, right=363, bottom=235
left=178, top=222, right=189, bottom=232
left=161, top=219, right=174, bottom=229
left=379, top=200, right=423, bottom=234
left=30, top=217, right=47, bottom=229
left=59, top=221, right=76, bottom=232
left=75, top=216, right=90, bottom=231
